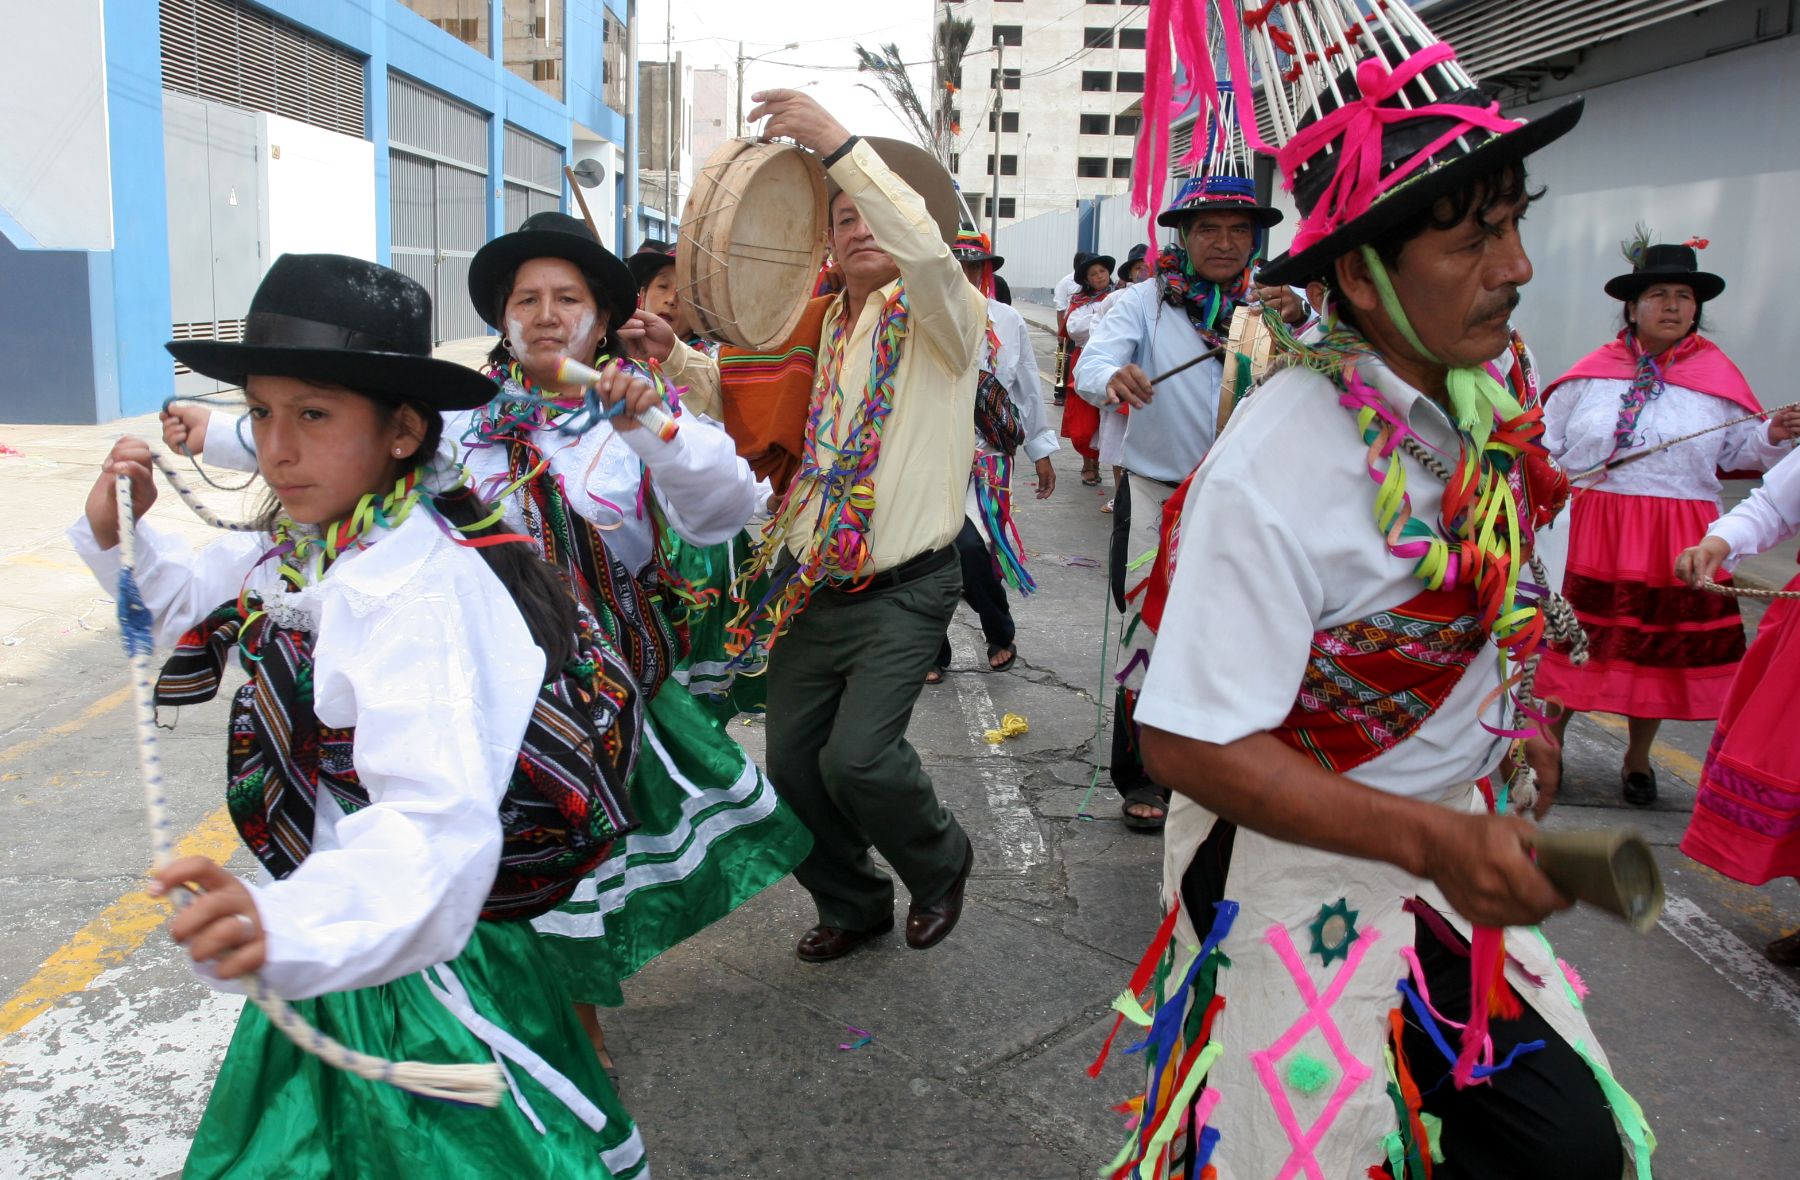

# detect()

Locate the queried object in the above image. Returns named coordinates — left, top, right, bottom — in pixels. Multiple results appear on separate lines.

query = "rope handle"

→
left=114, top=471, right=504, bottom=1107
left=1698, top=575, right=1800, bottom=601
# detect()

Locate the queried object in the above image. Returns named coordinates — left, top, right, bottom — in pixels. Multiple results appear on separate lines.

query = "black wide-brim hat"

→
left=627, top=247, right=677, bottom=290
left=1258, top=46, right=1583, bottom=287
left=468, top=211, right=638, bottom=330
left=1084, top=255, right=1117, bottom=278
left=166, top=253, right=500, bottom=410
left=1603, top=243, right=1725, bottom=303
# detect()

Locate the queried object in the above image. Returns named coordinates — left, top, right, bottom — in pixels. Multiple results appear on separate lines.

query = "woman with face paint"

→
left=1539, top=236, right=1800, bottom=807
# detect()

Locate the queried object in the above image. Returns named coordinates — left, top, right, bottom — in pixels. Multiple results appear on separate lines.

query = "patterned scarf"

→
left=1156, top=242, right=1258, bottom=334
left=726, top=284, right=910, bottom=657
left=464, top=360, right=681, bottom=699
left=1608, top=329, right=1701, bottom=462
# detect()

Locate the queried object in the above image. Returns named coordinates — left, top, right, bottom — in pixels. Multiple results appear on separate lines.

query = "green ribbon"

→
left=1359, top=246, right=1527, bottom=451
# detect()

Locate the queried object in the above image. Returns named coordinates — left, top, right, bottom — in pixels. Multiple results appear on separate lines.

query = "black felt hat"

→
left=1157, top=175, right=1284, bottom=229
left=627, top=242, right=677, bottom=290
left=1604, top=243, right=1725, bottom=303
left=951, top=231, right=1004, bottom=269
left=1081, top=254, right=1117, bottom=280
left=467, top=211, right=637, bottom=330
left=165, top=253, right=500, bottom=410
left=1258, top=37, right=1582, bottom=288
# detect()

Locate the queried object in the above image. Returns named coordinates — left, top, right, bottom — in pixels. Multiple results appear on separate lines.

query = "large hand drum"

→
left=677, top=139, right=827, bottom=351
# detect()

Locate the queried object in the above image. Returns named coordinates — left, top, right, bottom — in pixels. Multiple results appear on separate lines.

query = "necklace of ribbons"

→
left=725, top=285, right=909, bottom=659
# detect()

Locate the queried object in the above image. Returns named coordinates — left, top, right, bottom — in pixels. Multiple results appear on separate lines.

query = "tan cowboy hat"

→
left=826, top=136, right=963, bottom=246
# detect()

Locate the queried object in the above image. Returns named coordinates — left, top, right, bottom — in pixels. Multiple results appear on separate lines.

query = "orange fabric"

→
left=716, top=296, right=834, bottom=494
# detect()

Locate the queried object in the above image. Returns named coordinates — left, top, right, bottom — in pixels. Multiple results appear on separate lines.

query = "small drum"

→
left=677, top=139, right=828, bottom=351
left=1217, top=303, right=1280, bottom=434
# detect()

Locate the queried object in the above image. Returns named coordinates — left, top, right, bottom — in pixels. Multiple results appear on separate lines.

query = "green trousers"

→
left=765, top=560, right=970, bottom=931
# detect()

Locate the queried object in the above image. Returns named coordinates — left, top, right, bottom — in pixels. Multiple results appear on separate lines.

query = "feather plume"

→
left=1620, top=223, right=1652, bottom=270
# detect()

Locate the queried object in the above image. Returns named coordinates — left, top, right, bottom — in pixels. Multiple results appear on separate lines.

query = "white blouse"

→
left=1710, top=444, right=1800, bottom=566
left=989, top=298, right=1059, bottom=463
left=1543, top=376, right=1790, bottom=501
left=206, top=390, right=763, bottom=576
left=68, top=507, right=545, bottom=1000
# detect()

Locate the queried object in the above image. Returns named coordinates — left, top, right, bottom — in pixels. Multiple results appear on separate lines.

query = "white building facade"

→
left=945, top=0, right=1150, bottom=229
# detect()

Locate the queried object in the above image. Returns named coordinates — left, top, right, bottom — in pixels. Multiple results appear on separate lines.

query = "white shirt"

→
left=1710, top=444, right=1800, bottom=566
left=206, top=401, right=762, bottom=577
left=1544, top=376, right=1790, bottom=501
left=1052, top=272, right=1081, bottom=313
left=1138, top=359, right=1536, bottom=798
left=989, top=298, right=1058, bottom=463
left=1072, top=278, right=1224, bottom=483
left=68, top=508, right=545, bottom=999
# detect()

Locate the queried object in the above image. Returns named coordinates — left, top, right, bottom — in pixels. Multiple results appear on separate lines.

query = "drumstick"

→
left=563, top=166, right=601, bottom=241
left=556, top=357, right=680, bottom=442
left=1149, top=347, right=1224, bottom=387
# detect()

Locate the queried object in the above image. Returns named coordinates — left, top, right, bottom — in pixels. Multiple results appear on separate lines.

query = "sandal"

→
left=1081, top=471, right=1102, bottom=487
left=1100, top=499, right=1114, bottom=514
left=924, top=666, right=946, bottom=685
left=1765, top=928, right=1800, bottom=967
left=1621, top=766, right=1657, bottom=807
left=1120, top=785, right=1170, bottom=832
left=987, top=642, right=1017, bottom=672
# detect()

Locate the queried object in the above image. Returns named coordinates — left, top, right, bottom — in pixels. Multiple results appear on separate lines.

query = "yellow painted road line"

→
left=0, top=685, right=131, bottom=767
left=0, top=805, right=236, bottom=1037
left=1586, top=712, right=1706, bottom=785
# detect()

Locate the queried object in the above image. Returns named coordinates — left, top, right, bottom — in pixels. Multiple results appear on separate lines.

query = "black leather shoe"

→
left=796, top=916, right=894, bottom=963
left=1622, top=767, right=1657, bottom=807
left=906, top=837, right=976, bottom=950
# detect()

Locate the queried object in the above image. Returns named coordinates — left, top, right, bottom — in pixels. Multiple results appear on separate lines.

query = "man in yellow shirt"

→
left=745, top=89, right=980, bottom=962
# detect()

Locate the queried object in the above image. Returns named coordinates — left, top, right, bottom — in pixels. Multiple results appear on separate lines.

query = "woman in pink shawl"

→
left=1539, top=237, right=1800, bottom=806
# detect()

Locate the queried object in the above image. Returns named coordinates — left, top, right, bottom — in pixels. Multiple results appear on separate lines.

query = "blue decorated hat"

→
left=1157, top=174, right=1283, bottom=230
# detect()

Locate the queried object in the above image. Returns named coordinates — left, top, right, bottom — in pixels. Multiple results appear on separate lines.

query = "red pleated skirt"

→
left=1681, top=570, right=1800, bottom=884
left=1060, top=346, right=1100, bottom=460
left=1534, top=489, right=1745, bottom=721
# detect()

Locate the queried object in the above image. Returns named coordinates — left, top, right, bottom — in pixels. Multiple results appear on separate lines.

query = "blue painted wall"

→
left=4, top=0, right=625, bottom=423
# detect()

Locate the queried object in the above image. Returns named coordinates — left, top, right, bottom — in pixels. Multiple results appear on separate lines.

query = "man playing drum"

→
left=738, top=89, right=981, bottom=963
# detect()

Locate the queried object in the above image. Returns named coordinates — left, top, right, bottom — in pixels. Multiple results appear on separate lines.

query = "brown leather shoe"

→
left=906, top=838, right=976, bottom=950
left=796, top=916, right=894, bottom=963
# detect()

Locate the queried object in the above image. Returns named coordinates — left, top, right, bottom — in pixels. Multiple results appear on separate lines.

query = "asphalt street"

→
left=1, top=311, right=1796, bottom=1177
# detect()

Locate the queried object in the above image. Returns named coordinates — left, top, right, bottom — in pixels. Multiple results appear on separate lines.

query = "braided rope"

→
left=1571, top=400, right=1797, bottom=483
left=115, top=468, right=504, bottom=1107
left=1698, top=576, right=1800, bottom=601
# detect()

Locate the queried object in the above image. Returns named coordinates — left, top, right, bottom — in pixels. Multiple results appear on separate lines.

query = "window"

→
left=1082, top=71, right=1112, bottom=92
left=503, top=0, right=563, bottom=100
left=1120, top=28, right=1147, bottom=49
left=984, top=196, right=1017, bottom=219
left=602, top=10, right=627, bottom=112
left=399, top=1, right=488, bottom=55
left=1077, top=156, right=1108, bottom=178
left=991, top=67, right=1021, bottom=90
left=993, top=25, right=1022, bottom=46
left=950, top=153, right=961, bottom=172
left=1084, top=27, right=1114, bottom=48
left=986, top=154, right=1018, bottom=176
left=1112, top=157, right=1133, bottom=178
left=1079, top=113, right=1110, bottom=135
left=1116, top=71, right=1145, bottom=93
left=1114, top=114, right=1140, bottom=136
left=1121, top=0, right=1147, bottom=5
left=988, top=110, right=1020, bottom=132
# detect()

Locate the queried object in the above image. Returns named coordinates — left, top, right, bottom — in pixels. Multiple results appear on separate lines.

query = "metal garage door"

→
left=387, top=74, right=489, bottom=342
left=503, top=124, right=564, bottom=233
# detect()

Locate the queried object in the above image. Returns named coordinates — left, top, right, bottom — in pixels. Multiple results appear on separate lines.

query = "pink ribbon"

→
left=1279, top=44, right=1521, bottom=254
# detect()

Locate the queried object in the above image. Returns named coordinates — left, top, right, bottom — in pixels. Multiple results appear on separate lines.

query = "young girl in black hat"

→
left=73, top=253, right=648, bottom=1178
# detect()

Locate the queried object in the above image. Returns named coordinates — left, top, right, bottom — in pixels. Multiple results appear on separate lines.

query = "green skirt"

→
left=666, top=530, right=774, bottom=721
left=184, top=921, right=646, bottom=1179
left=531, top=681, right=812, bottom=1005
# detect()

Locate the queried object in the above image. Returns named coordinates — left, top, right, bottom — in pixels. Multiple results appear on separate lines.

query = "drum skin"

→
left=677, top=139, right=828, bottom=351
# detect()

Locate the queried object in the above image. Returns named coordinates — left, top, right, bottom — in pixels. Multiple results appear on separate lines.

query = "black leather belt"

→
left=820, top=544, right=957, bottom=597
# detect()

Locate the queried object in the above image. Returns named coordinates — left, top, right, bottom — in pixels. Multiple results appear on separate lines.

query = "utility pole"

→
left=624, top=0, right=639, bottom=251
left=988, top=42, right=1003, bottom=243
left=664, top=5, right=675, bottom=238
left=736, top=41, right=746, bottom=137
